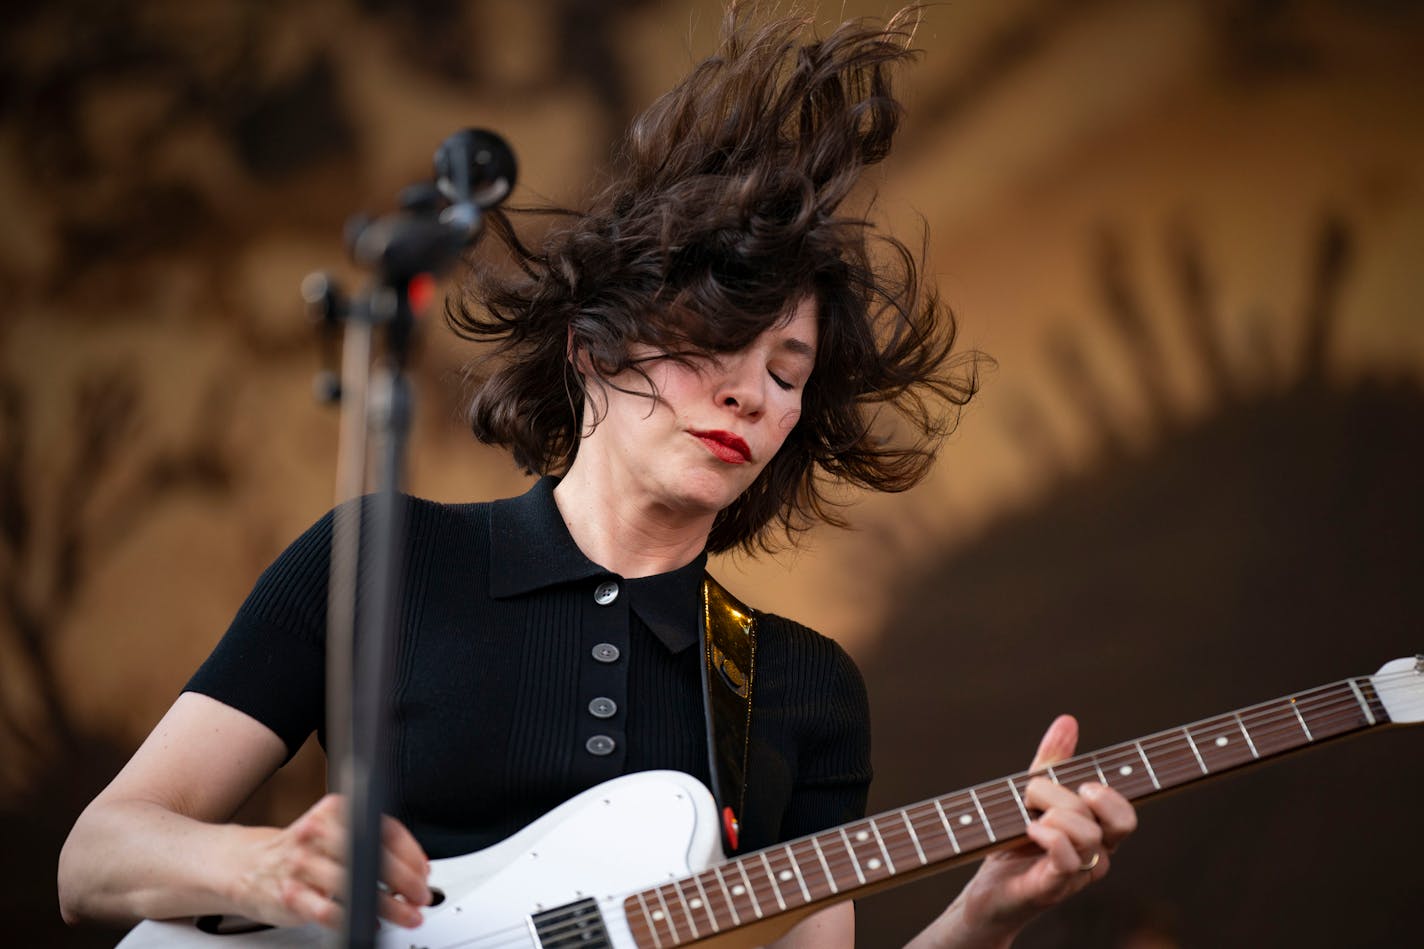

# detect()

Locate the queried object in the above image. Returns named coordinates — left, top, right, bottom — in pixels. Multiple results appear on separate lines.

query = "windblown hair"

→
left=449, top=3, right=983, bottom=553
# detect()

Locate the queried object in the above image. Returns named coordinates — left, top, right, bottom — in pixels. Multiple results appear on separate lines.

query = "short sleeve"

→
left=184, top=510, right=334, bottom=761
left=766, top=616, right=873, bottom=842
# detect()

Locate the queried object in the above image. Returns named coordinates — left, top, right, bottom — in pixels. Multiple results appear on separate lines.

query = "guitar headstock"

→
left=1371, top=656, right=1424, bottom=724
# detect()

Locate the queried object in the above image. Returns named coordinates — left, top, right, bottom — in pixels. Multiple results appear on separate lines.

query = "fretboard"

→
left=622, top=675, right=1391, bottom=948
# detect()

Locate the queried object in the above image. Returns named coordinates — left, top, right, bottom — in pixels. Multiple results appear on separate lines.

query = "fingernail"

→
left=1078, top=783, right=1101, bottom=797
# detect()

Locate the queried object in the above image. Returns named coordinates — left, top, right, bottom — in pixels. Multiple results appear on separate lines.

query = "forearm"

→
left=903, top=889, right=1018, bottom=949
left=58, top=797, right=269, bottom=927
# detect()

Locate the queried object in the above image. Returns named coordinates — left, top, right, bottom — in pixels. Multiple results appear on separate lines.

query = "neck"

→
left=553, top=457, right=714, bottom=578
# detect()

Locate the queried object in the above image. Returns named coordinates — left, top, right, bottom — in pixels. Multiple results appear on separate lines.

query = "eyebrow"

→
left=780, top=338, right=816, bottom=358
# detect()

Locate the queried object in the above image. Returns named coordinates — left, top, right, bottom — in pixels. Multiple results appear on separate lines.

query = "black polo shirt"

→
left=187, top=478, right=871, bottom=857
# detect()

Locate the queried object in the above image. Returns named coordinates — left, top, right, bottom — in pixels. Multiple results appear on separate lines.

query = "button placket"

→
left=574, top=575, right=628, bottom=781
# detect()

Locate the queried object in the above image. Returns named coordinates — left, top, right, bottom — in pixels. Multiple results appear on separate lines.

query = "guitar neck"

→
left=623, top=662, right=1419, bottom=948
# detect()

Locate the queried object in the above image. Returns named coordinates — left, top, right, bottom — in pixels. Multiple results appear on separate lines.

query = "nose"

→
left=713, top=354, right=764, bottom=417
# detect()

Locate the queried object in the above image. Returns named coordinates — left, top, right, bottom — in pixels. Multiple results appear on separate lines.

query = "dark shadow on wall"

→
left=855, top=217, right=1424, bottom=948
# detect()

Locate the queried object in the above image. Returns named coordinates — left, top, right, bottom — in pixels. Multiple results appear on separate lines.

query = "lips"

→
left=691, top=429, right=752, bottom=464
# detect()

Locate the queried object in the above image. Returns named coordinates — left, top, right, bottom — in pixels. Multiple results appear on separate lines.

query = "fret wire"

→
left=1233, top=711, right=1260, bottom=757
left=1045, top=763, right=1059, bottom=783
left=968, top=787, right=995, bottom=843
left=784, top=845, right=813, bottom=902
left=932, top=798, right=962, bottom=854
left=1133, top=740, right=1161, bottom=790
left=810, top=835, right=839, bottom=895
left=908, top=803, right=955, bottom=863
left=789, top=840, right=826, bottom=899
left=869, top=818, right=897, bottom=874
left=635, top=891, right=662, bottom=949
left=631, top=698, right=1391, bottom=937
left=900, top=809, right=928, bottom=865
left=629, top=676, right=1405, bottom=933
left=884, top=816, right=923, bottom=870
left=759, top=851, right=787, bottom=911
left=848, top=685, right=1391, bottom=888
left=672, top=879, right=700, bottom=940
left=980, top=791, right=1024, bottom=833
left=653, top=885, right=678, bottom=945
left=838, top=827, right=867, bottom=885
left=1005, top=778, right=1030, bottom=827
left=1289, top=699, right=1314, bottom=741
left=1183, top=727, right=1207, bottom=774
left=890, top=695, right=1364, bottom=830
left=735, top=858, right=764, bottom=919
left=711, top=865, right=741, bottom=928
left=689, top=872, right=718, bottom=933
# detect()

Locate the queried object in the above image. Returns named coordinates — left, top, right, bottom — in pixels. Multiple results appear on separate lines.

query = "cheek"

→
left=775, top=408, right=802, bottom=436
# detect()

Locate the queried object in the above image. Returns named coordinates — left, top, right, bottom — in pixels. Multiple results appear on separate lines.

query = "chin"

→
left=666, top=469, right=750, bottom=517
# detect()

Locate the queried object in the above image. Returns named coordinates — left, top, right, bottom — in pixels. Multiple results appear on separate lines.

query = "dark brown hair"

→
left=449, top=4, right=983, bottom=553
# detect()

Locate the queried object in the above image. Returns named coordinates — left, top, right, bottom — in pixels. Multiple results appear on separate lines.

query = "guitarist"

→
left=59, top=6, right=1137, bottom=947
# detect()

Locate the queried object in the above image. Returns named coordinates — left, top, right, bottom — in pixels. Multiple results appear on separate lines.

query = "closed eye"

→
left=769, top=371, right=795, bottom=391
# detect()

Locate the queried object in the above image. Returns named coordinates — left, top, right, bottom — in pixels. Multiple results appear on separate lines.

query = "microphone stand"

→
left=305, top=131, right=515, bottom=949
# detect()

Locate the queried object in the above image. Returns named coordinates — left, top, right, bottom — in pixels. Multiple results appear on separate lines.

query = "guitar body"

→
left=118, top=770, right=788, bottom=949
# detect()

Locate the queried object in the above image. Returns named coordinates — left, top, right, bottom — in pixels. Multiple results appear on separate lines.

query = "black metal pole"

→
left=309, top=128, right=515, bottom=949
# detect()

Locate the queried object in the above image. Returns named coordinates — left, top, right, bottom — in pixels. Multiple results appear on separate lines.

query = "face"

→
left=576, top=296, right=819, bottom=522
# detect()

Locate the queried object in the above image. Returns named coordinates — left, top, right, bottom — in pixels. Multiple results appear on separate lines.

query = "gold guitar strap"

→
left=700, top=572, right=757, bottom=855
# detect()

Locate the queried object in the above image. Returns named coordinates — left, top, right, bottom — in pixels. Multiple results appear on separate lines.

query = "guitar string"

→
left=562, top=677, right=1424, bottom=946
left=427, top=672, right=1424, bottom=949
left=402, top=668, right=1423, bottom=949
left=622, top=671, right=1424, bottom=937
left=426, top=711, right=1424, bottom=949
left=615, top=673, right=1424, bottom=944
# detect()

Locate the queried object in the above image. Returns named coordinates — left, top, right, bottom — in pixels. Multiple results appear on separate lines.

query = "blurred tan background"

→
left=3, top=1, right=1421, bottom=946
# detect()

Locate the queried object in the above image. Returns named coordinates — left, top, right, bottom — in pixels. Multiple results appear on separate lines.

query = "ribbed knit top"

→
left=187, top=479, right=871, bottom=858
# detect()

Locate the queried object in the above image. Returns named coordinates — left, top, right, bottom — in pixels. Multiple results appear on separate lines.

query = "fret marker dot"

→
left=651, top=911, right=665, bottom=921
left=689, top=898, right=703, bottom=910
left=959, top=814, right=973, bottom=826
left=1215, top=736, right=1229, bottom=747
left=1118, top=765, right=1133, bottom=776
left=731, top=885, right=746, bottom=896
left=867, top=858, right=882, bottom=870
left=855, top=830, right=870, bottom=843
left=778, top=870, right=793, bottom=882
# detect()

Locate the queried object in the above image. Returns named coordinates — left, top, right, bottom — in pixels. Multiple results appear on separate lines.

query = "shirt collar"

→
left=488, top=477, right=707, bottom=653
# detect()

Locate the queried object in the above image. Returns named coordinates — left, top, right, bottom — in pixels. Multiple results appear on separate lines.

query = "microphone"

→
left=346, top=128, right=518, bottom=281
left=434, top=129, right=517, bottom=231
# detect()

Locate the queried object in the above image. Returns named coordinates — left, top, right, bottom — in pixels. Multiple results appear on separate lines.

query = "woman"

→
left=59, top=7, right=1136, bottom=946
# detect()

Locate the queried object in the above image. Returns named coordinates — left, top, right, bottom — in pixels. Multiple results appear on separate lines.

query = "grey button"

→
left=592, top=642, right=620, bottom=663
left=585, top=734, right=616, bottom=756
left=593, top=580, right=620, bottom=606
left=588, top=697, right=617, bottom=719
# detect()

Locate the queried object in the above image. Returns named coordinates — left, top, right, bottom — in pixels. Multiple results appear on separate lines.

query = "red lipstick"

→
left=691, top=430, right=752, bottom=464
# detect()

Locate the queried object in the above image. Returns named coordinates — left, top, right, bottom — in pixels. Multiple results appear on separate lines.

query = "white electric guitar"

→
left=118, top=656, right=1424, bottom=949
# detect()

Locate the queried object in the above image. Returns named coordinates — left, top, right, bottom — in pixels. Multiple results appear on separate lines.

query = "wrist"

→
left=943, top=875, right=1023, bottom=949
left=216, top=823, right=278, bottom=918
left=907, top=887, right=1020, bottom=949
